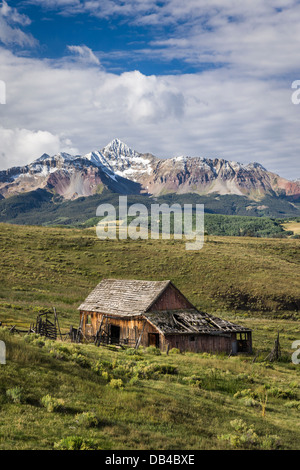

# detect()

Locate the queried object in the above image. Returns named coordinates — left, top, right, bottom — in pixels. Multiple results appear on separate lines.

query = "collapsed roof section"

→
left=145, top=310, right=251, bottom=335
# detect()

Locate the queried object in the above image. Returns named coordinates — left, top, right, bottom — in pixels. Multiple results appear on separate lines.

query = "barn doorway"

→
left=110, top=325, right=120, bottom=344
left=148, top=333, right=159, bottom=348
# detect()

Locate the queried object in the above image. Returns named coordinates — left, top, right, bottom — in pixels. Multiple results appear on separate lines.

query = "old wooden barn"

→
left=78, top=279, right=252, bottom=354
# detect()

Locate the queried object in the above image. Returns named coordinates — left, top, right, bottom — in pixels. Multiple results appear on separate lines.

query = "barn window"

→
left=237, top=333, right=248, bottom=341
left=86, top=315, right=91, bottom=325
left=189, top=336, right=195, bottom=342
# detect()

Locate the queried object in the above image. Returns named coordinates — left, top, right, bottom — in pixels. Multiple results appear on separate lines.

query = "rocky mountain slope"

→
left=0, top=138, right=299, bottom=202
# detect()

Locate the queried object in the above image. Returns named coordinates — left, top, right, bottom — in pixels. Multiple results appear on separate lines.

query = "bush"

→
left=6, top=386, right=23, bottom=404
left=92, top=359, right=113, bottom=375
left=284, top=401, right=300, bottom=410
left=41, top=394, right=65, bottom=412
left=54, top=436, right=99, bottom=450
left=241, top=397, right=257, bottom=407
left=71, top=353, right=90, bottom=369
left=124, top=348, right=142, bottom=357
left=219, top=419, right=258, bottom=449
left=145, top=346, right=161, bottom=355
left=169, top=348, right=180, bottom=355
left=108, top=379, right=124, bottom=389
left=75, top=411, right=101, bottom=428
left=219, top=419, right=281, bottom=450
left=129, top=375, right=140, bottom=386
left=134, top=363, right=177, bottom=380
left=155, top=364, right=178, bottom=375
left=260, top=435, right=281, bottom=450
left=101, top=371, right=110, bottom=382
left=267, top=386, right=297, bottom=400
left=233, top=389, right=254, bottom=399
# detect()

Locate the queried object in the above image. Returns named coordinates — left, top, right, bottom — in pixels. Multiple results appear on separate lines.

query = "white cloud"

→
left=0, top=0, right=36, bottom=47
left=0, top=47, right=299, bottom=179
left=0, top=127, right=78, bottom=168
left=67, top=45, right=101, bottom=66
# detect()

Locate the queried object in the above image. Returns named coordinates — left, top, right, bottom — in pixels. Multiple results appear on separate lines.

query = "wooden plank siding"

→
left=150, top=283, right=194, bottom=311
left=80, top=311, right=164, bottom=348
left=165, top=333, right=233, bottom=354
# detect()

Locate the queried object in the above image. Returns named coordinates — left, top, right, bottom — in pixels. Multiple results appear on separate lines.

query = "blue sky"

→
left=0, top=0, right=300, bottom=179
left=7, top=0, right=217, bottom=74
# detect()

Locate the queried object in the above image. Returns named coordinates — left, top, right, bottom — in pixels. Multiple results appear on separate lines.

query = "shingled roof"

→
left=78, top=279, right=172, bottom=316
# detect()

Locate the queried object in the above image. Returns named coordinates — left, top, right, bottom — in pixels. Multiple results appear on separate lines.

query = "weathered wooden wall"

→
left=164, top=333, right=234, bottom=353
left=150, top=284, right=193, bottom=311
left=80, top=311, right=163, bottom=348
left=80, top=311, right=251, bottom=353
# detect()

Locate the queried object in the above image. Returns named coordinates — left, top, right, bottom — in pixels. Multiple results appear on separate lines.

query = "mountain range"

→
left=0, top=139, right=299, bottom=224
left=0, top=138, right=299, bottom=202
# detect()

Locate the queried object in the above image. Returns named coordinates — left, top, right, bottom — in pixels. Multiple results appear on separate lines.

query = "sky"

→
left=0, top=1, right=300, bottom=179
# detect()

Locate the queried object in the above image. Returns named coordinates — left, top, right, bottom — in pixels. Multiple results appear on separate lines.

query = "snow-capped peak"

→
left=34, top=151, right=76, bottom=164
left=246, top=162, right=267, bottom=171
left=102, top=138, right=140, bottom=160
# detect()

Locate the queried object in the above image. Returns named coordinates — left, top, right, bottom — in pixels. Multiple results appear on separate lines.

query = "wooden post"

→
left=94, top=315, right=105, bottom=346
left=53, top=307, right=62, bottom=341
left=76, top=314, right=84, bottom=343
left=135, top=320, right=146, bottom=350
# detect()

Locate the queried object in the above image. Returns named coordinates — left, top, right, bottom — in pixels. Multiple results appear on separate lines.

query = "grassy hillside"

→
left=0, top=223, right=299, bottom=450
left=0, top=328, right=299, bottom=450
left=0, top=223, right=299, bottom=332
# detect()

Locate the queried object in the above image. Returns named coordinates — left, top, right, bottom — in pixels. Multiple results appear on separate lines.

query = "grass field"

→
left=283, top=221, right=300, bottom=235
left=0, top=223, right=299, bottom=450
left=0, top=328, right=299, bottom=450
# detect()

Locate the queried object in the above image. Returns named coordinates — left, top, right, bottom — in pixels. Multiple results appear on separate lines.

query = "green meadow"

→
left=0, top=223, right=299, bottom=450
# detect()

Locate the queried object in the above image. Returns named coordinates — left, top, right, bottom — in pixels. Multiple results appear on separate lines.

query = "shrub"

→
left=267, top=387, right=297, bottom=400
left=92, top=359, right=113, bottom=375
left=241, top=397, right=257, bottom=407
left=71, top=353, right=90, bottom=369
left=260, top=435, right=281, bottom=450
left=155, top=364, right=178, bottom=375
left=124, top=348, right=142, bottom=357
left=145, top=346, right=161, bottom=355
left=219, top=419, right=281, bottom=450
left=169, top=348, right=180, bottom=355
left=24, top=333, right=40, bottom=343
left=108, top=379, right=124, bottom=389
left=284, top=401, right=300, bottom=410
left=129, top=375, right=140, bottom=386
left=54, top=436, right=99, bottom=450
left=41, top=394, right=65, bottom=412
left=233, top=389, right=253, bottom=399
left=101, top=371, right=110, bottom=382
left=6, top=386, right=23, bottom=404
left=219, top=419, right=259, bottom=449
left=75, top=412, right=101, bottom=428
left=49, top=349, right=68, bottom=360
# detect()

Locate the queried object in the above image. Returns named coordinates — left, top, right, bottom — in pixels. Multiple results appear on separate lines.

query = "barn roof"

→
left=78, top=278, right=173, bottom=316
left=145, top=310, right=251, bottom=335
